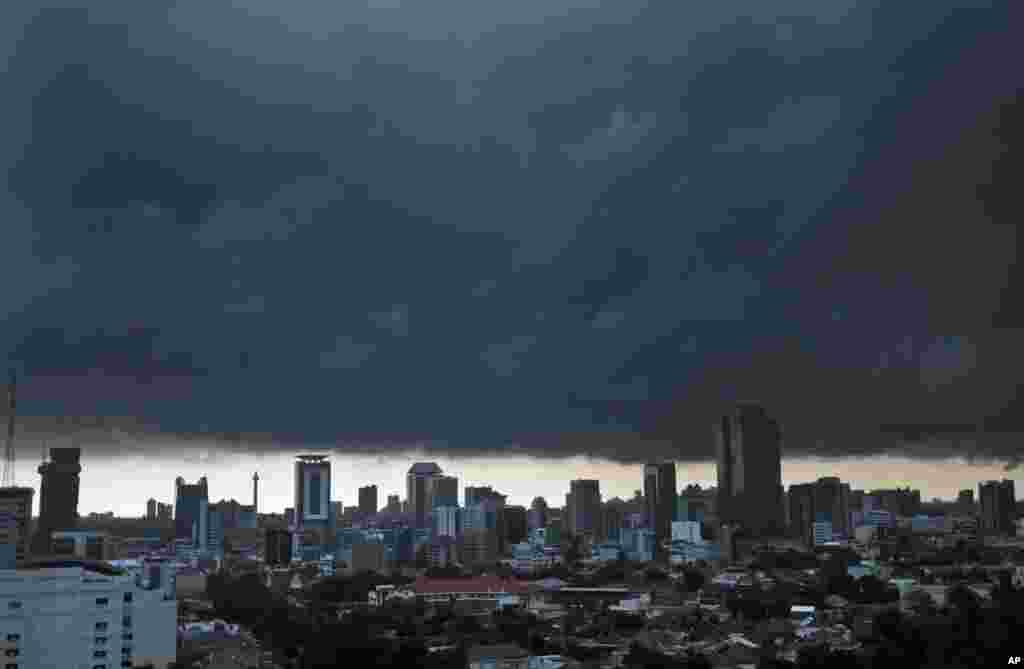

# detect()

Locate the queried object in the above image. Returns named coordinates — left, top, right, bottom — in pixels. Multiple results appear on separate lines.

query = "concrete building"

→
left=460, top=528, right=499, bottom=566
left=979, top=480, right=1016, bottom=535
left=174, top=476, right=209, bottom=544
left=644, top=462, right=677, bottom=558
left=209, top=499, right=257, bottom=531
left=869, top=488, right=921, bottom=517
left=385, top=495, right=401, bottom=513
left=715, top=403, right=784, bottom=537
left=294, top=455, right=332, bottom=532
left=504, top=505, right=528, bottom=546
left=430, top=476, right=459, bottom=509
left=0, top=487, right=34, bottom=568
left=156, top=503, right=172, bottom=521
left=788, top=477, right=851, bottom=546
left=432, top=506, right=460, bottom=539
left=464, top=487, right=508, bottom=553
left=407, top=463, right=443, bottom=529
left=146, top=498, right=158, bottom=521
left=50, top=530, right=118, bottom=561
left=565, top=480, right=602, bottom=539
left=358, top=485, right=378, bottom=515
left=265, top=528, right=293, bottom=566
left=32, top=447, right=82, bottom=555
left=0, top=559, right=176, bottom=669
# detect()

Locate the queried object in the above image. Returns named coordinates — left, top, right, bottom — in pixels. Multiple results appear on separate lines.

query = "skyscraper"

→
left=174, top=476, right=209, bottom=545
left=979, top=480, right=1016, bottom=535
left=146, top=498, right=158, bottom=520
left=715, top=403, right=783, bottom=536
left=358, top=485, right=378, bottom=515
left=787, top=477, right=851, bottom=547
left=32, top=447, right=82, bottom=554
left=528, top=497, right=548, bottom=532
left=294, top=455, right=332, bottom=531
left=407, top=463, right=442, bottom=528
left=430, top=476, right=459, bottom=509
left=566, top=480, right=602, bottom=538
left=643, top=462, right=677, bottom=557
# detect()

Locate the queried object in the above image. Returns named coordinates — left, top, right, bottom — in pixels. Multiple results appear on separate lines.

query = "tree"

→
left=683, top=569, right=706, bottom=593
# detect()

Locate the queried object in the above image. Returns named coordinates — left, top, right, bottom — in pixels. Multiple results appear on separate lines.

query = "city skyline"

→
left=8, top=448, right=1020, bottom=520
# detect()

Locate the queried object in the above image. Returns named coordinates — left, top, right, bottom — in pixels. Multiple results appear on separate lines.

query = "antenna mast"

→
left=3, top=368, right=16, bottom=487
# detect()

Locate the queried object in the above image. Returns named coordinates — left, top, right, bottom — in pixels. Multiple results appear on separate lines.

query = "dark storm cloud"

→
left=1, top=0, right=1021, bottom=466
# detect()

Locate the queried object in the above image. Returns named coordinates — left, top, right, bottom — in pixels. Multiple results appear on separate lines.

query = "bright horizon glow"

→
left=7, top=446, right=1016, bottom=518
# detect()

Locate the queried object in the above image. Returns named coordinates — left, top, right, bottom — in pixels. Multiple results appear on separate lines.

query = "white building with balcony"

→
left=0, top=559, right=176, bottom=669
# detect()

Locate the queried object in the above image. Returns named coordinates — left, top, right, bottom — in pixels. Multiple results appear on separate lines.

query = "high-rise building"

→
left=787, top=478, right=851, bottom=547
left=433, top=506, right=461, bottom=539
left=265, top=528, right=293, bottom=566
left=430, top=476, right=459, bottom=509
left=407, top=463, right=443, bottom=528
left=643, top=462, right=677, bottom=557
left=358, top=485, right=378, bottom=515
left=979, top=480, right=1016, bottom=535
left=174, top=476, right=209, bottom=543
left=464, top=486, right=508, bottom=552
left=715, top=403, right=783, bottom=536
left=146, top=498, right=158, bottom=521
left=157, top=502, right=172, bottom=521
left=32, top=447, right=82, bottom=554
left=0, top=486, right=34, bottom=567
left=294, top=455, right=332, bottom=533
left=528, top=497, right=548, bottom=532
left=566, top=480, right=602, bottom=538
left=385, top=495, right=401, bottom=513
left=504, top=505, right=528, bottom=545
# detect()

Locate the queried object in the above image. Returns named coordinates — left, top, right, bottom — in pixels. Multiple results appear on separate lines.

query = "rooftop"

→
left=408, top=462, right=443, bottom=475
left=18, top=558, right=127, bottom=576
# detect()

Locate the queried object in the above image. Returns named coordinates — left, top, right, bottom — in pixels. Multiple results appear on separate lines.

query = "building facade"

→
left=0, top=560, right=176, bottom=669
left=565, top=480, right=602, bottom=539
left=407, top=463, right=443, bottom=529
left=358, top=485, right=378, bottom=515
left=979, top=480, right=1016, bottom=535
left=715, top=403, right=783, bottom=536
left=643, top=462, right=677, bottom=558
left=174, top=476, right=209, bottom=544
left=0, top=487, right=34, bottom=568
left=32, top=447, right=82, bottom=555
left=430, top=476, right=459, bottom=509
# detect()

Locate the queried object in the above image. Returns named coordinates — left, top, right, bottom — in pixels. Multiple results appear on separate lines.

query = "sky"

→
left=0, top=1, right=1021, bottom=514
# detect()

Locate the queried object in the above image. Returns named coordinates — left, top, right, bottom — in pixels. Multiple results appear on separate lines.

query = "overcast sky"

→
left=1, top=0, right=1022, bottom=490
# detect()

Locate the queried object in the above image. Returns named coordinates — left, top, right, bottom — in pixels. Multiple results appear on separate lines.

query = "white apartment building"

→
left=0, top=559, right=176, bottom=669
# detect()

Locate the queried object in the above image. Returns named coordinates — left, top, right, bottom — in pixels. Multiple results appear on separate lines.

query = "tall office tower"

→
left=464, top=486, right=508, bottom=552
left=566, top=480, right=602, bottom=538
left=157, top=502, right=172, bottom=521
left=979, top=480, right=1016, bottom=535
left=358, top=485, right=379, bottom=515
left=528, top=497, right=549, bottom=531
left=715, top=402, right=783, bottom=536
left=32, top=447, right=83, bottom=554
left=787, top=483, right=815, bottom=546
left=174, top=476, right=209, bottom=542
left=252, top=472, right=259, bottom=514
left=643, top=462, right=677, bottom=557
left=0, top=487, right=34, bottom=567
left=504, top=505, right=528, bottom=545
left=406, top=463, right=442, bottom=528
left=385, top=495, right=401, bottom=513
left=294, top=455, right=332, bottom=532
left=814, top=477, right=850, bottom=537
left=430, top=476, right=459, bottom=509
left=146, top=498, right=158, bottom=520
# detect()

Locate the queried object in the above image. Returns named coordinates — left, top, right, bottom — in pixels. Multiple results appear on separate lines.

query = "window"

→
left=121, top=662, right=132, bottom=668
left=121, top=634, right=132, bottom=641
left=6, top=601, right=21, bottom=610
left=4, top=634, right=16, bottom=642
left=95, top=622, right=108, bottom=631
left=95, top=637, right=108, bottom=645
left=93, top=651, right=107, bottom=659
left=123, top=592, right=132, bottom=603
left=122, top=617, right=131, bottom=629
left=95, top=598, right=109, bottom=607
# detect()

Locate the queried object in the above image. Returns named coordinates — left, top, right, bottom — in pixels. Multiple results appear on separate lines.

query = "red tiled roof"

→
left=413, top=576, right=529, bottom=595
